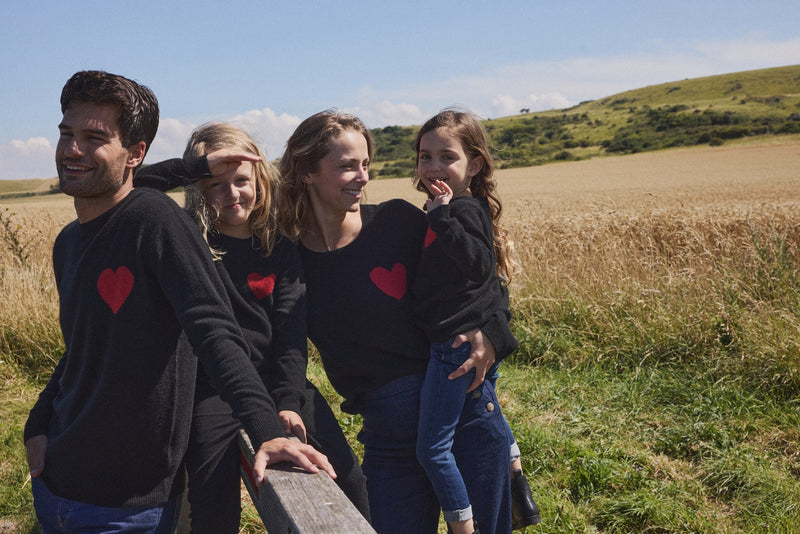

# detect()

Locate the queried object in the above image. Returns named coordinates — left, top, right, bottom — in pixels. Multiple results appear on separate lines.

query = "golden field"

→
left=2, top=138, right=798, bottom=311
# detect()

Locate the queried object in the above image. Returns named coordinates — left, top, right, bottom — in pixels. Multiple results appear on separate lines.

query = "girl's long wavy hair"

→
left=412, top=108, right=517, bottom=283
left=183, top=122, right=278, bottom=256
left=276, top=110, right=373, bottom=241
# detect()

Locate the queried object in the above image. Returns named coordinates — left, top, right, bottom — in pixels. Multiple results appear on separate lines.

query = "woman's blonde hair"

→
left=412, top=108, right=517, bottom=283
left=183, top=122, right=278, bottom=256
left=276, top=110, right=373, bottom=241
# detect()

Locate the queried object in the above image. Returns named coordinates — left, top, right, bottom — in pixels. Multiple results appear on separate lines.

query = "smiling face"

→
left=56, top=101, right=143, bottom=205
left=200, top=161, right=255, bottom=238
left=304, top=129, right=370, bottom=217
left=416, top=127, right=482, bottom=199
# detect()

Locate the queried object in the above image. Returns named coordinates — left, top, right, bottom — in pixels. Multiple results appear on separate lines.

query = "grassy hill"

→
left=371, top=64, right=800, bottom=177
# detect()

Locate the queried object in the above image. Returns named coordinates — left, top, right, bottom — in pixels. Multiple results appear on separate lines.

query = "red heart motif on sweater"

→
left=369, top=263, right=407, bottom=300
left=97, top=266, right=134, bottom=314
left=424, top=227, right=437, bottom=248
left=247, top=272, right=276, bottom=299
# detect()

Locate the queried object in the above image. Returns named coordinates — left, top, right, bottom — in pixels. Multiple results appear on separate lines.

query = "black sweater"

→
left=414, top=196, right=514, bottom=345
left=24, top=188, right=283, bottom=507
left=299, top=200, right=517, bottom=407
left=201, top=233, right=308, bottom=414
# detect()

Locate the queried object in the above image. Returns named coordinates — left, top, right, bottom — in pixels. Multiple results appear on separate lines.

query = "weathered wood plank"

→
left=238, top=430, right=376, bottom=533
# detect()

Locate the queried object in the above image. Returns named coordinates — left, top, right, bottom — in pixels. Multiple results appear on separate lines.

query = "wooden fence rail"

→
left=238, top=430, right=376, bottom=533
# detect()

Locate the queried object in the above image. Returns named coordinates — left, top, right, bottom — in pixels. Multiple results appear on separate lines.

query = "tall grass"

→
left=0, top=207, right=63, bottom=378
left=507, top=202, right=800, bottom=392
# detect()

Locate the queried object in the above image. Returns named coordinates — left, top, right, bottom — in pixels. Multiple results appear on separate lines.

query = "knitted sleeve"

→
left=23, top=353, right=67, bottom=442
left=426, top=198, right=495, bottom=283
left=263, top=239, right=308, bottom=414
left=133, top=156, right=211, bottom=191
left=481, top=283, right=519, bottom=362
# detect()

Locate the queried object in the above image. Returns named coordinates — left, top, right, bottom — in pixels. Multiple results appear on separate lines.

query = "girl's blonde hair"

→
left=276, top=110, right=373, bottom=241
left=183, top=122, right=278, bottom=256
left=412, top=108, right=516, bottom=283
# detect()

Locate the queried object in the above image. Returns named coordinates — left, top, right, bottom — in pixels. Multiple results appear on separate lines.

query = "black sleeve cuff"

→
left=134, top=156, right=211, bottom=191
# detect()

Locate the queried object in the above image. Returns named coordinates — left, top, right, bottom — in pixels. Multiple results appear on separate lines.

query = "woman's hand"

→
left=448, top=328, right=496, bottom=392
left=278, top=410, right=307, bottom=444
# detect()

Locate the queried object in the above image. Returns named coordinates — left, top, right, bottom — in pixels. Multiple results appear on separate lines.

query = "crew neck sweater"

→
left=205, top=232, right=308, bottom=413
left=24, top=188, right=283, bottom=507
left=299, top=200, right=430, bottom=403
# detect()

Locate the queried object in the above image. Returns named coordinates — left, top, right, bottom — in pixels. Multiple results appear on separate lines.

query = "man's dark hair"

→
left=60, top=70, right=159, bottom=155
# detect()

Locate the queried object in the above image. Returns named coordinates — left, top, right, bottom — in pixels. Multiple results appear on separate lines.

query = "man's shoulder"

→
left=119, top=188, right=185, bottom=221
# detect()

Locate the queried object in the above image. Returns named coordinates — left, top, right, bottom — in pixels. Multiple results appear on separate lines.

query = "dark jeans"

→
left=186, top=381, right=370, bottom=534
left=359, top=372, right=512, bottom=534
left=32, top=477, right=180, bottom=533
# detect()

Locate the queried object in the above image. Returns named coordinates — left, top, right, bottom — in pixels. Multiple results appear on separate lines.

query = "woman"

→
left=275, top=110, right=517, bottom=533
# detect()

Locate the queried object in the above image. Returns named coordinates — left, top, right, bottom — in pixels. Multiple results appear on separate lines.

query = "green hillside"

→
left=371, top=64, right=800, bottom=177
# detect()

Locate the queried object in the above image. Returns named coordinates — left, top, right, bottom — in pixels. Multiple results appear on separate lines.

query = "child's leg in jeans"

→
left=417, top=341, right=475, bottom=530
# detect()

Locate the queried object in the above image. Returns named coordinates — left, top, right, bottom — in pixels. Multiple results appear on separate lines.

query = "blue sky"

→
left=1, top=0, right=798, bottom=180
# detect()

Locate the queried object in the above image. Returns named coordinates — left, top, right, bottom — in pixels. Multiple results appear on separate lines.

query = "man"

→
left=24, top=70, right=334, bottom=532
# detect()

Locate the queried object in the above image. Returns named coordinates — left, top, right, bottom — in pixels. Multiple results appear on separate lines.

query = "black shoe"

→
left=511, top=470, right=541, bottom=529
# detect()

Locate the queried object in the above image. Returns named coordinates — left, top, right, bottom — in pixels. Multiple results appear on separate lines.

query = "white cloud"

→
left=0, top=137, right=54, bottom=180
left=228, top=108, right=302, bottom=159
left=344, top=101, right=427, bottom=129
left=694, top=36, right=800, bottom=67
left=146, top=117, right=197, bottom=164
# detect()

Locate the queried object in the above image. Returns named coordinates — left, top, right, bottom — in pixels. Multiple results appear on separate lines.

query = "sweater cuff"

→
left=272, top=388, right=305, bottom=415
left=241, top=417, right=285, bottom=448
left=426, top=203, right=451, bottom=227
left=483, top=312, right=519, bottom=362
left=23, top=416, right=49, bottom=444
left=184, top=154, right=212, bottom=179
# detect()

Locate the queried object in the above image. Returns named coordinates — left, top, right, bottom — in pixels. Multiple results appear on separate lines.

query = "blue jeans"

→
left=417, top=340, right=515, bottom=524
left=360, top=372, right=511, bottom=534
left=486, top=363, right=521, bottom=462
left=31, top=477, right=180, bottom=533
